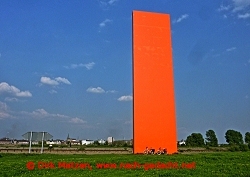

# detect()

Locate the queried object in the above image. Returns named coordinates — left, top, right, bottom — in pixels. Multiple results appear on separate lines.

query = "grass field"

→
left=0, top=152, right=250, bottom=177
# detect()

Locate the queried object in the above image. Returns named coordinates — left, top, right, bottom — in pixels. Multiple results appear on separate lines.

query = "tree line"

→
left=182, top=130, right=250, bottom=150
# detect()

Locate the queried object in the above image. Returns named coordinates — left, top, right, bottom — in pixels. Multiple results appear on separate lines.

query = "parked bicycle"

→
left=143, top=147, right=155, bottom=155
left=156, top=147, right=167, bottom=155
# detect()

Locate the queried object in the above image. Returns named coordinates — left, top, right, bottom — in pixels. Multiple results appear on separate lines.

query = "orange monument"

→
left=133, top=10, right=177, bottom=154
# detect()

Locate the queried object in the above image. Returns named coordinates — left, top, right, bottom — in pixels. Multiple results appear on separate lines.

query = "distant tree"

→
left=225, top=130, right=243, bottom=145
left=205, top=130, right=218, bottom=147
left=186, top=133, right=205, bottom=147
left=245, top=132, right=250, bottom=144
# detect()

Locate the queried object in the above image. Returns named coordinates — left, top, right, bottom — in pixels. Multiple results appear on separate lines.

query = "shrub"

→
left=59, top=145, right=68, bottom=148
left=205, top=146, right=211, bottom=150
left=219, top=144, right=230, bottom=147
left=239, top=144, right=249, bottom=152
left=78, top=146, right=85, bottom=151
left=214, top=148, right=220, bottom=152
left=228, top=145, right=240, bottom=152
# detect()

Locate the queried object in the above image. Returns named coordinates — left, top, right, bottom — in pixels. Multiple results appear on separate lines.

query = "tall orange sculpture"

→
left=133, top=10, right=177, bottom=154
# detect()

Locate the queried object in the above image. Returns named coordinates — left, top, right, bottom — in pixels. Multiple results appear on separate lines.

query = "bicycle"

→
left=156, top=148, right=167, bottom=155
left=143, top=147, right=155, bottom=155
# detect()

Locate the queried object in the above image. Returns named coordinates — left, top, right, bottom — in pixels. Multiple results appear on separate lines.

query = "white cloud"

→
left=21, top=108, right=86, bottom=125
left=4, top=97, right=19, bottom=102
left=69, top=117, right=86, bottom=124
left=232, top=0, right=250, bottom=12
left=40, top=77, right=59, bottom=86
left=0, top=101, right=8, bottom=111
left=98, top=0, right=118, bottom=10
left=99, top=19, right=112, bottom=27
left=108, top=0, right=118, bottom=5
left=40, top=76, right=71, bottom=86
left=106, top=90, right=117, bottom=93
left=22, top=108, right=68, bottom=119
left=87, top=87, right=105, bottom=93
left=124, top=120, right=132, bottom=124
left=0, top=101, right=12, bottom=119
left=82, top=62, right=95, bottom=70
left=173, top=14, right=189, bottom=23
left=0, top=111, right=10, bottom=119
left=64, top=62, right=95, bottom=70
left=0, top=103, right=87, bottom=126
left=85, top=87, right=116, bottom=94
left=217, top=1, right=250, bottom=20
left=49, top=90, right=57, bottom=94
left=218, top=5, right=231, bottom=11
left=226, top=47, right=236, bottom=52
left=16, top=91, right=32, bottom=97
left=238, top=13, right=250, bottom=18
left=0, top=82, right=32, bottom=97
left=32, top=109, right=49, bottom=116
left=69, top=64, right=78, bottom=69
left=55, top=77, right=71, bottom=85
left=117, top=95, right=133, bottom=101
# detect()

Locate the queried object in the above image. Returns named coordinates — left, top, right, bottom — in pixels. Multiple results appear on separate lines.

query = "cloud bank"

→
left=21, top=108, right=86, bottom=124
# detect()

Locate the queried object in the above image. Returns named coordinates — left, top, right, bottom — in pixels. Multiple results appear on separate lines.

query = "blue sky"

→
left=0, top=0, right=249, bottom=143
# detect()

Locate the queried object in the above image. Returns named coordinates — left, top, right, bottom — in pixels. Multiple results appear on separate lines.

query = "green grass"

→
left=0, top=152, right=250, bottom=177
